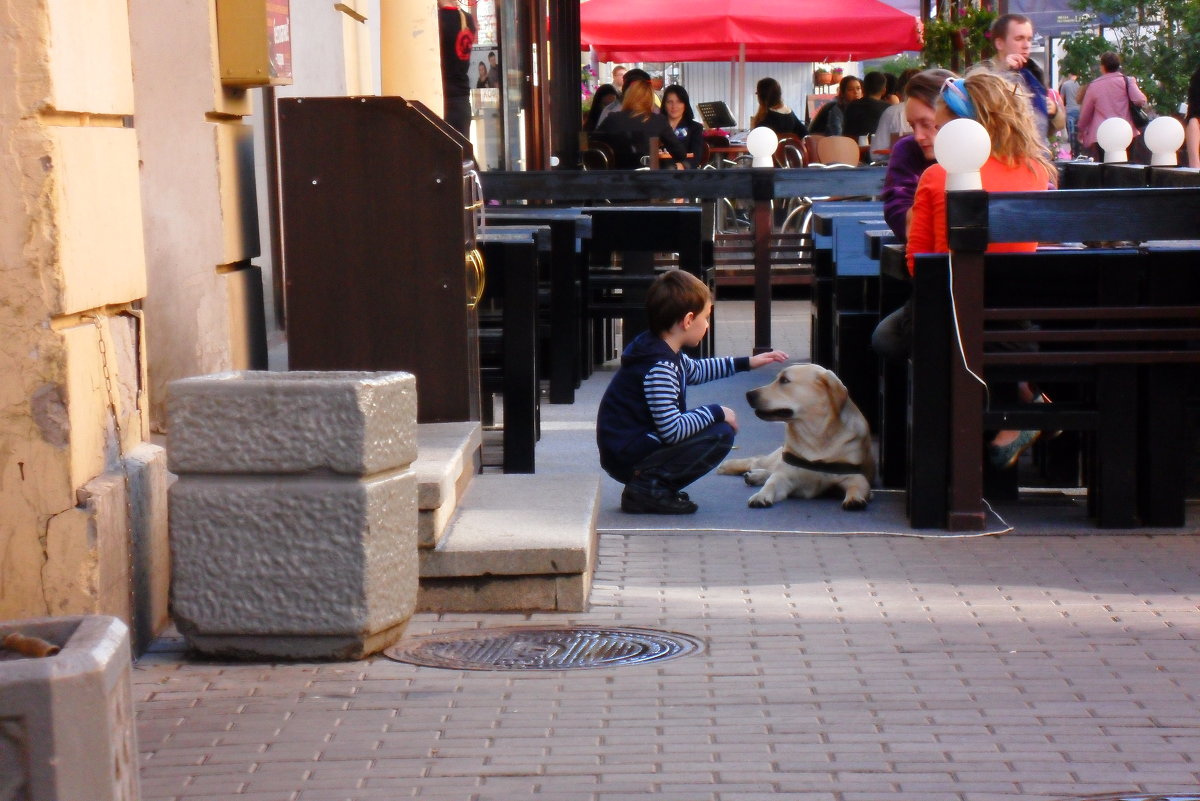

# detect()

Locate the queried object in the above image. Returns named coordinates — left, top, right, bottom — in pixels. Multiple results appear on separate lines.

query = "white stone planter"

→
left=168, top=371, right=419, bottom=660
left=0, top=616, right=140, bottom=801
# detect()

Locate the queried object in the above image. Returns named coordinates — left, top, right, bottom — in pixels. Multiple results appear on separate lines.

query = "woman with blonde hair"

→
left=595, top=78, right=688, bottom=169
left=873, top=69, right=1056, bottom=468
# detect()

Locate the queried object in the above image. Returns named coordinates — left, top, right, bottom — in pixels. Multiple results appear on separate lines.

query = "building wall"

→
left=130, top=0, right=264, bottom=432
left=0, top=0, right=168, bottom=649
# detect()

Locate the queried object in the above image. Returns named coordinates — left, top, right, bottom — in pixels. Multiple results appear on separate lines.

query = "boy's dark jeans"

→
left=605, top=422, right=736, bottom=493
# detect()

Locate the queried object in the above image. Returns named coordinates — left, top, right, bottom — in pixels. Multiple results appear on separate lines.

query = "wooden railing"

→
left=479, top=167, right=886, bottom=353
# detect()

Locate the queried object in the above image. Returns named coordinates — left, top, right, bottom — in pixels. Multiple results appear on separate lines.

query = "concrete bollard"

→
left=0, top=616, right=140, bottom=801
left=167, top=371, right=419, bottom=660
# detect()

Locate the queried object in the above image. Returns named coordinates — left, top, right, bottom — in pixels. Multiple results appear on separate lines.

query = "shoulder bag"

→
left=1126, top=76, right=1150, bottom=130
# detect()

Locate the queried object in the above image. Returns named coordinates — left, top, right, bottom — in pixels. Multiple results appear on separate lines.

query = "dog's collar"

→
left=781, top=451, right=866, bottom=476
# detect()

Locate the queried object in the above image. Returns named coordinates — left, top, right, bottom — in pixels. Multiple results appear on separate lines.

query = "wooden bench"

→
left=477, top=230, right=543, bottom=474
left=908, top=186, right=1200, bottom=531
left=482, top=207, right=592, bottom=404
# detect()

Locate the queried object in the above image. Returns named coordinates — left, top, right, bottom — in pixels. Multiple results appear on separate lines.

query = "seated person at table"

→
left=662, top=84, right=706, bottom=169
left=842, top=71, right=891, bottom=141
left=595, top=78, right=688, bottom=169
left=809, top=75, right=862, bottom=136
left=872, top=68, right=922, bottom=158
left=879, top=68, right=955, bottom=239
left=872, top=70, right=1057, bottom=468
left=750, top=77, right=807, bottom=138
left=596, top=270, right=788, bottom=514
left=584, top=83, right=620, bottom=133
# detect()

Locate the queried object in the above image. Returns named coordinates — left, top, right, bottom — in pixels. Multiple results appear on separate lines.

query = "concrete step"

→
left=414, top=422, right=481, bottom=549
left=418, top=474, right=600, bottom=613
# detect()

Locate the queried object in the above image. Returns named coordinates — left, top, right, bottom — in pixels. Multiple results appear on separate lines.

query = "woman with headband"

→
left=874, top=69, right=1056, bottom=469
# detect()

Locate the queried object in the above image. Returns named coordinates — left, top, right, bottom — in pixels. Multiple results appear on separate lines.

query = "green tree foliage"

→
left=1060, top=0, right=1200, bottom=113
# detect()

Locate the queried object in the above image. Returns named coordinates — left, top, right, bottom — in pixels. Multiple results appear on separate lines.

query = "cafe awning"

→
left=580, top=0, right=921, bottom=63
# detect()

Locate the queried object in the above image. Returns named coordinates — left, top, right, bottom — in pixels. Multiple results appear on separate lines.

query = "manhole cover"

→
left=384, top=625, right=704, bottom=671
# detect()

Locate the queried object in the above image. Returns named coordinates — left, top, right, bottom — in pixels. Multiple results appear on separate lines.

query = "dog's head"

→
left=745, top=364, right=849, bottom=423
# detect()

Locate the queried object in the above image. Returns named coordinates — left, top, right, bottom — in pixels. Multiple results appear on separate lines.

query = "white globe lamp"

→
left=1144, top=115, right=1186, bottom=166
left=746, top=126, right=778, bottom=168
left=934, top=118, right=991, bottom=191
left=1096, top=117, right=1133, bottom=164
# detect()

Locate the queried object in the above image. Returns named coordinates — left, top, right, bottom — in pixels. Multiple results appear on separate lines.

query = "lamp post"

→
left=934, top=118, right=991, bottom=190
left=1096, top=117, right=1134, bottom=164
left=1144, top=116, right=1186, bottom=167
left=746, top=127, right=778, bottom=168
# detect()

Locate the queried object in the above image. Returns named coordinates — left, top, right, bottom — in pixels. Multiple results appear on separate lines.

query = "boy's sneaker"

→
left=621, top=484, right=697, bottom=515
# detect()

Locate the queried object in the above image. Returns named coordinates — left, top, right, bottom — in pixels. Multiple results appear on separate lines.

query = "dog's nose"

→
left=746, top=389, right=758, bottom=404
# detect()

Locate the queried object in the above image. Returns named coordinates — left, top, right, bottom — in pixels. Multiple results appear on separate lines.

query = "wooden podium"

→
left=278, top=96, right=482, bottom=423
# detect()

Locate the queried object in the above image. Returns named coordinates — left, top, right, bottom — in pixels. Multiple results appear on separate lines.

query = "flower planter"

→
left=0, top=616, right=140, bottom=800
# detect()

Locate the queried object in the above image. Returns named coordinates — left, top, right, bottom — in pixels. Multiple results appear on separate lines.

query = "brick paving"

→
left=137, top=301, right=1200, bottom=800
left=135, top=533, right=1200, bottom=800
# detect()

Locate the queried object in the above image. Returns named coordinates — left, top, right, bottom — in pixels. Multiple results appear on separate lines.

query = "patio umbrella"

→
left=579, top=0, right=921, bottom=64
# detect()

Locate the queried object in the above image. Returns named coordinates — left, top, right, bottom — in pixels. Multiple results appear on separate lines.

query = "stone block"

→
left=46, top=0, right=135, bottom=113
left=51, top=126, right=147, bottom=315
left=417, top=572, right=592, bottom=613
left=0, top=616, right=140, bottom=801
left=419, top=475, right=599, bottom=579
left=169, top=470, right=417, bottom=660
left=414, top=422, right=480, bottom=549
left=168, top=371, right=416, bottom=476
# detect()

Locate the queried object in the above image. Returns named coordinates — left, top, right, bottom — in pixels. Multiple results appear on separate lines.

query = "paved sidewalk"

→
left=136, top=301, right=1200, bottom=801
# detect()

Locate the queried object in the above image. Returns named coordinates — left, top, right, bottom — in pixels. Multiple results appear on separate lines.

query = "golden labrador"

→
left=717, top=364, right=875, bottom=510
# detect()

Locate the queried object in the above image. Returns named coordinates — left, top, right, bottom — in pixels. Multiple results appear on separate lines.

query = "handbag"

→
left=1125, top=76, right=1150, bottom=130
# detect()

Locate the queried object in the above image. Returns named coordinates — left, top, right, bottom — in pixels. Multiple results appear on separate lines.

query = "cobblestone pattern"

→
left=135, top=532, right=1200, bottom=801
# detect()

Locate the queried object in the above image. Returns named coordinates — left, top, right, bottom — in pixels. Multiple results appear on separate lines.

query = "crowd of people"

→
left=579, top=12, right=1200, bottom=511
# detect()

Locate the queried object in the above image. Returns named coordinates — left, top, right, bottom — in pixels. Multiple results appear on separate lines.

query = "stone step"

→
left=418, top=474, right=600, bottom=613
left=414, top=422, right=481, bottom=549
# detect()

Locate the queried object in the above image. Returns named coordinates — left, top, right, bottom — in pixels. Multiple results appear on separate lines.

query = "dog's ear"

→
left=819, top=370, right=849, bottom=417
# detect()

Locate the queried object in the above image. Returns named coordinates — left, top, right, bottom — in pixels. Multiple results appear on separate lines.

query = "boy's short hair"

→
left=646, top=270, right=711, bottom=336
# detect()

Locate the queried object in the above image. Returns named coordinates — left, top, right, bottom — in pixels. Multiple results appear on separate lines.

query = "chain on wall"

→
left=86, top=313, right=138, bottom=619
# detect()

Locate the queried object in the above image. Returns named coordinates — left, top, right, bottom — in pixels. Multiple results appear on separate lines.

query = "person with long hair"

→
left=750, top=77, right=806, bottom=137
left=662, top=85, right=706, bottom=169
left=873, top=69, right=1057, bottom=468
left=595, top=78, right=688, bottom=169
left=878, top=68, right=956, bottom=240
left=584, top=83, right=619, bottom=133
left=809, top=75, right=862, bottom=136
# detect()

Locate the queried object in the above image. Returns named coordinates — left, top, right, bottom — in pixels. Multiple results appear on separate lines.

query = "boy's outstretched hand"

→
left=748, top=350, right=789, bottom=369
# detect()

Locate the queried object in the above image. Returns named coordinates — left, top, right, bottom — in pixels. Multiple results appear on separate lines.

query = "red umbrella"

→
left=580, top=0, right=920, bottom=63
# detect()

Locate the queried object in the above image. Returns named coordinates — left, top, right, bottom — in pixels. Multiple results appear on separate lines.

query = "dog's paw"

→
left=747, top=491, right=775, bottom=508
left=842, top=496, right=868, bottom=511
left=742, top=469, right=770, bottom=486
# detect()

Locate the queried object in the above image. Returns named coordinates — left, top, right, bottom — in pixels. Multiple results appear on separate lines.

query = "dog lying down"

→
left=718, top=364, right=875, bottom=510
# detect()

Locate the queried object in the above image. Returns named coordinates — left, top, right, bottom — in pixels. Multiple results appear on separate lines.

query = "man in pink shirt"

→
left=1077, top=51, right=1148, bottom=161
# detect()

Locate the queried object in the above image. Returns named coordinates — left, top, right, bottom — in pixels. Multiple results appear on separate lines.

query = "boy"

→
left=596, top=270, right=788, bottom=514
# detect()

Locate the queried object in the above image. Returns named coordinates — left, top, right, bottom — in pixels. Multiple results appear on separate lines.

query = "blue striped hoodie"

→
left=596, top=331, right=749, bottom=469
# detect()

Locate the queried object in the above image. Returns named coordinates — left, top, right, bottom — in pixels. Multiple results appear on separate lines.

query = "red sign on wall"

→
left=267, top=0, right=292, bottom=81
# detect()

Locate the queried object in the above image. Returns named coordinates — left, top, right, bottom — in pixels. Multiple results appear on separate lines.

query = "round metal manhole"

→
left=383, top=625, right=704, bottom=671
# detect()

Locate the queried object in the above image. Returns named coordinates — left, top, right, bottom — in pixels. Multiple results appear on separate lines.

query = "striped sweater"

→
left=597, top=331, right=749, bottom=470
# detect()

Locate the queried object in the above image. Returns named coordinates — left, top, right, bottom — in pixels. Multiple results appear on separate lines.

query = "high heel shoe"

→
left=988, top=429, right=1041, bottom=470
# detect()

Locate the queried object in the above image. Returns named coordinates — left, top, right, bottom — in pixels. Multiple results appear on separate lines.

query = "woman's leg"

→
left=1187, top=117, right=1200, bottom=169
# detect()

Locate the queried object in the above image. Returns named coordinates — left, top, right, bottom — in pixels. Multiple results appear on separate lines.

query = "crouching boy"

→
left=596, top=270, right=787, bottom=514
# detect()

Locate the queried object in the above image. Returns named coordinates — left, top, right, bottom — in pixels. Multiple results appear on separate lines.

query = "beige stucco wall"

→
left=1, top=0, right=167, bottom=645
left=130, top=0, right=262, bottom=431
